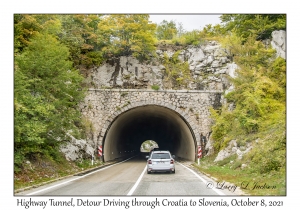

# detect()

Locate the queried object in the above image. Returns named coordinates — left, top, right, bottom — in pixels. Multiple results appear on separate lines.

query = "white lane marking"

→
left=177, top=162, right=225, bottom=195
left=127, top=165, right=147, bottom=196
left=27, top=156, right=136, bottom=195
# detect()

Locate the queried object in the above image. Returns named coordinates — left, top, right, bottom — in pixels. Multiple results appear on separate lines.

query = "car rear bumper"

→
left=147, top=165, right=175, bottom=172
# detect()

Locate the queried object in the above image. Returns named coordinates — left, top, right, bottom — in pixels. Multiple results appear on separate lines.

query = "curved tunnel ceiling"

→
left=103, top=105, right=196, bottom=161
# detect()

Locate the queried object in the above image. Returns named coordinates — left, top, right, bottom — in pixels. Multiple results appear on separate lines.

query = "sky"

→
left=149, top=14, right=222, bottom=31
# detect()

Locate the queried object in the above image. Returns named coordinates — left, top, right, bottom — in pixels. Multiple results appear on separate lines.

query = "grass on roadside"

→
left=14, top=154, right=104, bottom=191
left=193, top=155, right=286, bottom=196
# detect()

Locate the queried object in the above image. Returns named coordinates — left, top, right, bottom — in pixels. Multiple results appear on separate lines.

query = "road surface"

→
left=15, top=155, right=238, bottom=196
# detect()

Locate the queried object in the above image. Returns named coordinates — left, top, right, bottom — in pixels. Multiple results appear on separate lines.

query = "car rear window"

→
left=151, top=153, right=170, bottom=159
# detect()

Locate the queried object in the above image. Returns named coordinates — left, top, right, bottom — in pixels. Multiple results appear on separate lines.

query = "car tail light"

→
left=148, top=159, right=152, bottom=164
left=170, top=159, right=174, bottom=164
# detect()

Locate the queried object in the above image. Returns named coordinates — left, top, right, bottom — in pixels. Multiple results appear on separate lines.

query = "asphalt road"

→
left=15, top=155, right=238, bottom=196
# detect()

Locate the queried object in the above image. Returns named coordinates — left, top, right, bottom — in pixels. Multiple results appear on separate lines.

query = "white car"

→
left=146, top=151, right=175, bottom=174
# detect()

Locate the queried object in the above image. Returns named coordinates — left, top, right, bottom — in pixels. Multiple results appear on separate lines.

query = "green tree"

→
left=156, top=20, right=178, bottom=40
left=199, top=24, right=224, bottom=40
left=14, top=14, right=61, bottom=54
left=14, top=68, right=55, bottom=168
left=220, top=14, right=286, bottom=41
left=58, top=14, right=103, bottom=69
left=176, top=22, right=186, bottom=37
left=14, top=33, right=85, bottom=168
left=97, top=14, right=156, bottom=61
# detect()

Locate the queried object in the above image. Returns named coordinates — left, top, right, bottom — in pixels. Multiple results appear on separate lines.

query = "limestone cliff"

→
left=84, top=40, right=236, bottom=92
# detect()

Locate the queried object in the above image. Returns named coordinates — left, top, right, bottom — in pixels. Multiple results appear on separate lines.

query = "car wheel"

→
left=147, top=170, right=150, bottom=174
left=173, top=170, right=176, bottom=174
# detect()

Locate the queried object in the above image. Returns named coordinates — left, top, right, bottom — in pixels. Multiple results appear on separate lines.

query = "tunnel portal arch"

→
left=81, top=89, right=223, bottom=162
left=102, top=102, right=198, bottom=162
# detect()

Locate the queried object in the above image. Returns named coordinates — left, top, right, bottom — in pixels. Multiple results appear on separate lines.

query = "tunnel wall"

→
left=80, top=89, right=222, bottom=160
left=103, top=105, right=197, bottom=161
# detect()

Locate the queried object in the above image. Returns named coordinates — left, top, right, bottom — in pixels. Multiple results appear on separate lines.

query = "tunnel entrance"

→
left=102, top=105, right=196, bottom=162
left=140, top=140, right=159, bottom=152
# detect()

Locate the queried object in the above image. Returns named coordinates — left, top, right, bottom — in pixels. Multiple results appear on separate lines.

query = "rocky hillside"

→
left=61, top=30, right=285, bottom=162
left=85, top=30, right=285, bottom=93
left=84, top=40, right=236, bottom=92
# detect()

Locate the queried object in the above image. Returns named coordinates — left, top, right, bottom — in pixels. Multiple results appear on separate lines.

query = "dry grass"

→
left=193, top=156, right=286, bottom=196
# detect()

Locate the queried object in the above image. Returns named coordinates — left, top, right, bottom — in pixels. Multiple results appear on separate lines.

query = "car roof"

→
left=152, top=150, right=170, bottom=153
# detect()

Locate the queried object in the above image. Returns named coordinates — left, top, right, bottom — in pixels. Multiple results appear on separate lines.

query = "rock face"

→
left=214, top=140, right=253, bottom=162
left=85, top=41, right=237, bottom=92
left=59, top=134, right=94, bottom=161
left=271, top=30, right=286, bottom=59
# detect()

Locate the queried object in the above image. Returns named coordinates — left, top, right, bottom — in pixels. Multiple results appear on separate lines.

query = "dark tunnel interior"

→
left=103, top=105, right=196, bottom=161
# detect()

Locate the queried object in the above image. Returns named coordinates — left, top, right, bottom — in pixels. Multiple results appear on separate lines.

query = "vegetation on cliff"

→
left=199, top=14, right=286, bottom=195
